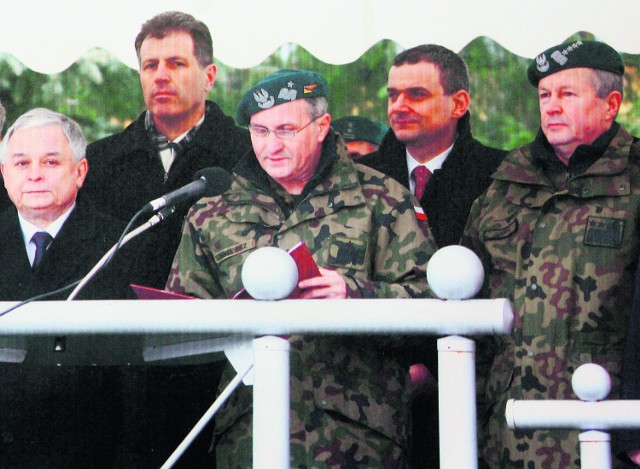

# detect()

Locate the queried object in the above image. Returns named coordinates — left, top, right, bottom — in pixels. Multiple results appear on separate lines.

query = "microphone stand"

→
left=66, top=205, right=176, bottom=301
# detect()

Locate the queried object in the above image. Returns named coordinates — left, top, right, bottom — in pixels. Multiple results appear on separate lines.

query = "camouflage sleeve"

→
left=346, top=186, right=435, bottom=299
left=165, top=210, right=226, bottom=299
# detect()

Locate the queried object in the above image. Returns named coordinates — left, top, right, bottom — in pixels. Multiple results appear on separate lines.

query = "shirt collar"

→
left=144, top=110, right=206, bottom=143
left=19, top=203, right=76, bottom=260
left=406, top=140, right=455, bottom=176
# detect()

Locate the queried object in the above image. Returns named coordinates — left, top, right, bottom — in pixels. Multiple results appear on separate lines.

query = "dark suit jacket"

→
left=83, top=100, right=251, bottom=290
left=358, top=112, right=507, bottom=248
left=83, top=102, right=243, bottom=467
left=0, top=203, right=134, bottom=301
left=0, top=202, right=134, bottom=468
left=358, top=114, right=507, bottom=469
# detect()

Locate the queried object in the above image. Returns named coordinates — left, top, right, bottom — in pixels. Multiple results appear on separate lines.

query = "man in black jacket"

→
left=83, top=11, right=250, bottom=290
left=358, top=44, right=506, bottom=467
left=83, top=12, right=250, bottom=467
left=359, top=44, right=506, bottom=248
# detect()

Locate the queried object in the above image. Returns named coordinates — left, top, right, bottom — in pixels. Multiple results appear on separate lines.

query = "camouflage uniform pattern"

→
left=167, top=133, right=436, bottom=468
left=463, top=125, right=640, bottom=468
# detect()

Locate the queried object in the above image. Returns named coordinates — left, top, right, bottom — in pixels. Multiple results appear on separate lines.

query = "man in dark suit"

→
left=83, top=12, right=247, bottom=466
left=0, top=107, right=133, bottom=300
left=0, top=107, right=134, bottom=467
left=358, top=44, right=507, bottom=468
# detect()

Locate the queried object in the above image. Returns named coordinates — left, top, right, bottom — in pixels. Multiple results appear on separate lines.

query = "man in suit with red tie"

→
left=358, top=44, right=506, bottom=467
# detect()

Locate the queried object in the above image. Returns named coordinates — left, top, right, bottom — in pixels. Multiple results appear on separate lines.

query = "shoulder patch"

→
left=584, top=216, right=624, bottom=249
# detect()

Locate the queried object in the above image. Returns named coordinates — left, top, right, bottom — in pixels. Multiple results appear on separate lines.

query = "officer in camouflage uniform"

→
left=462, top=40, right=640, bottom=468
left=166, top=69, right=436, bottom=468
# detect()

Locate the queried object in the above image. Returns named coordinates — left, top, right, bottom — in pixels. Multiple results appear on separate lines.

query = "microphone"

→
left=144, top=167, right=233, bottom=213
left=66, top=168, right=232, bottom=300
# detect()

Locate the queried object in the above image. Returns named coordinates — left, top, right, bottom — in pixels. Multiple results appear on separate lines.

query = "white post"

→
left=253, top=336, right=290, bottom=469
left=438, top=335, right=477, bottom=469
left=579, top=430, right=611, bottom=469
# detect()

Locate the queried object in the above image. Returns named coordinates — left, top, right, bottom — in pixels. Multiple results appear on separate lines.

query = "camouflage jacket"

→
left=166, top=133, right=435, bottom=457
left=463, top=124, right=640, bottom=468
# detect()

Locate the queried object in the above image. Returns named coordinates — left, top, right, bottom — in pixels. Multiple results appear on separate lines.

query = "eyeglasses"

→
left=249, top=116, right=319, bottom=140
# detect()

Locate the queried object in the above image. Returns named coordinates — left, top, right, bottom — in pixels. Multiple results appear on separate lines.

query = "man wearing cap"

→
left=332, top=115, right=387, bottom=159
left=166, top=68, right=436, bottom=468
left=462, top=40, right=640, bottom=468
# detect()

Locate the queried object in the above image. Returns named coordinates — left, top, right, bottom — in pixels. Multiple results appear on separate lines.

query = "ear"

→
left=204, top=64, right=217, bottom=93
left=75, top=159, right=89, bottom=188
left=604, top=90, right=622, bottom=122
left=450, top=90, right=470, bottom=119
left=316, top=113, right=332, bottom=142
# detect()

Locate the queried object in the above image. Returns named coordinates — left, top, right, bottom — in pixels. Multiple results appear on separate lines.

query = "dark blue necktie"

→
left=31, top=231, right=53, bottom=268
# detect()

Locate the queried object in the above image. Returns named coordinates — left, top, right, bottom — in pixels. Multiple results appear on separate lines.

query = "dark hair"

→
left=393, top=44, right=469, bottom=95
left=135, top=11, right=213, bottom=68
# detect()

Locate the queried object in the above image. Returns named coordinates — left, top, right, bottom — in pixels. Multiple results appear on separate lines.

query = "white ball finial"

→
left=571, top=363, right=611, bottom=401
left=241, top=247, right=299, bottom=300
left=426, top=245, right=485, bottom=300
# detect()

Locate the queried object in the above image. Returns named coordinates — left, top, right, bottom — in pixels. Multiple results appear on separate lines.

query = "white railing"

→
left=506, top=363, right=640, bottom=469
left=0, top=298, right=512, bottom=468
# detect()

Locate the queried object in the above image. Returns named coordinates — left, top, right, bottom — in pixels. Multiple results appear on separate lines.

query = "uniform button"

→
left=527, top=351, right=534, bottom=358
left=530, top=283, right=538, bottom=291
left=539, top=222, right=546, bottom=229
left=320, top=399, right=328, bottom=406
left=276, top=234, right=283, bottom=240
left=582, top=187, right=589, bottom=195
left=619, top=184, right=627, bottom=192
left=328, top=202, right=334, bottom=208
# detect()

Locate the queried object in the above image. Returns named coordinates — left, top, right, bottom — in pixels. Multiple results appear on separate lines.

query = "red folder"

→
left=131, top=242, right=321, bottom=300
left=233, top=242, right=321, bottom=299
left=130, top=284, right=196, bottom=300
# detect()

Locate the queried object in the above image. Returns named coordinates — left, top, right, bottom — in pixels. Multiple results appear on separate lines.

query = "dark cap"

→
left=237, top=69, right=328, bottom=125
left=332, top=116, right=388, bottom=145
left=527, top=40, right=624, bottom=87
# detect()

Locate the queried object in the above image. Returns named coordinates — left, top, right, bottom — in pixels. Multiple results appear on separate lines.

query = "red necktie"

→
left=412, top=166, right=432, bottom=200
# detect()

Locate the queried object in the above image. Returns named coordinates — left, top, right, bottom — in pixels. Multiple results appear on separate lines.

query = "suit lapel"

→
left=39, top=205, right=97, bottom=286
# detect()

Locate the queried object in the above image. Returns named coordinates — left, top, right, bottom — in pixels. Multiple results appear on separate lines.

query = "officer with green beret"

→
left=332, top=115, right=388, bottom=159
left=167, top=68, right=437, bottom=468
left=462, top=40, right=640, bottom=468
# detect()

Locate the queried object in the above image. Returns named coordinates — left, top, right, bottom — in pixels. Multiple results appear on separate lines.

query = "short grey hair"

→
left=0, top=99, right=6, bottom=135
left=0, top=108, right=87, bottom=163
left=305, top=97, right=329, bottom=120
left=591, top=68, right=624, bottom=99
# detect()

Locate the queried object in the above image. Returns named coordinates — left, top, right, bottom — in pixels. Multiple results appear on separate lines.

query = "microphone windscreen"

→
left=193, top=167, right=233, bottom=197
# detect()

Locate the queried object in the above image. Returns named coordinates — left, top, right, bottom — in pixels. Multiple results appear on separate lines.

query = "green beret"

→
left=527, top=40, right=624, bottom=86
left=332, top=116, right=388, bottom=145
left=237, top=69, right=328, bottom=125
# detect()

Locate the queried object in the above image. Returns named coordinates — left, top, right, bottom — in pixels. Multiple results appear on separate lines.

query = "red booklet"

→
left=233, top=242, right=321, bottom=299
left=131, top=242, right=321, bottom=301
